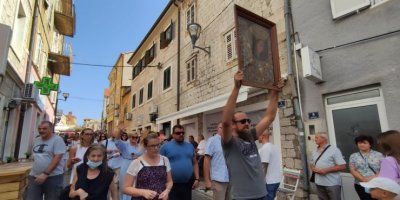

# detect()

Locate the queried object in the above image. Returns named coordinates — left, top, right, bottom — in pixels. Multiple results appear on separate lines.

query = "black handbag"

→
left=310, top=145, right=331, bottom=183
left=60, top=185, right=79, bottom=200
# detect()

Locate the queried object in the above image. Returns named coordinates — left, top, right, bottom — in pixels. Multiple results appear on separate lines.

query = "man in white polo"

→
left=311, top=132, right=346, bottom=200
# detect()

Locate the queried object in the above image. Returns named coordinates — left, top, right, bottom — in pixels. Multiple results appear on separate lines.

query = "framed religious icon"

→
left=234, top=5, right=281, bottom=90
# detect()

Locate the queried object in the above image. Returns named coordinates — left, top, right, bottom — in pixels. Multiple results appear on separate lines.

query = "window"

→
left=11, top=1, right=27, bottom=57
left=34, top=34, right=43, bottom=66
left=147, top=81, right=153, bottom=100
left=186, top=4, right=195, bottom=26
left=132, top=94, right=136, bottom=109
left=139, top=88, right=144, bottom=105
left=186, top=57, right=197, bottom=82
left=145, top=44, right=156, bottom=65
left=163, top=67, right=171, bottom=90
left=44, top=0, right=52, bottom=27
left=330, top=0, right=370, bottom=19
left=225, top=29, right=237, bottom=62
left=160, top=23, right=174, bottom=49
left=52, top=32, right=60, bottom=53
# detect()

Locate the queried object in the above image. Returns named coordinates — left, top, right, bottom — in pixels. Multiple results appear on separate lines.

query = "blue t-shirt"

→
left=160, top=140, right=195, bottom=183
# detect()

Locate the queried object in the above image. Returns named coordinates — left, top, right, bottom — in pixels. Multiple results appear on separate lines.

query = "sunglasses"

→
left=174, top=131, right=185, bottom=135
left=234, top=118, right=251, bottom=124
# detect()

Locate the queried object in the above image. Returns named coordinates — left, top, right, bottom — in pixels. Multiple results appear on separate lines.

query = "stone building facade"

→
left=109, top=0, right=308, bottom=198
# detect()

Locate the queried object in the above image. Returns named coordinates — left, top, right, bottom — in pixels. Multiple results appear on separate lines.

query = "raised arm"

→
left=255, top=80, right=284, bottom=138
left=222, top=71, right=243, bottom=144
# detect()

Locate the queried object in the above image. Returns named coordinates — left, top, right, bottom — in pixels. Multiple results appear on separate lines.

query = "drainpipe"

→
left=1, top=106, right=12, bottom=161
left=284, top=0, right=310, bottom=197
left=173, top=0, right=181, bottom=124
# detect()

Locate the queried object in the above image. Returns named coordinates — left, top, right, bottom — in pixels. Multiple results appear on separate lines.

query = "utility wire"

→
left=67, top=96, right=103, bottom=102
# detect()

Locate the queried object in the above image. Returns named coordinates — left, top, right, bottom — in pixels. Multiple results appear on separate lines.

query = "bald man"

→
left=310, top=132, right=346, bottom=200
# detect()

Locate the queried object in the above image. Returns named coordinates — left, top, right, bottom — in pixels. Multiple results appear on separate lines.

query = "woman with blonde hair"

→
left=67, top=128, right=95, bottom=183
left=377, top=130, right=400, bottom=183
left=113, top=129, right=142, bottom=200
left=124, top=132, right=173, bottom=200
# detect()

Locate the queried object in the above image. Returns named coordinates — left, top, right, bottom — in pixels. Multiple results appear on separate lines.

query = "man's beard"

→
left=237, top=129, right=251, bottom=141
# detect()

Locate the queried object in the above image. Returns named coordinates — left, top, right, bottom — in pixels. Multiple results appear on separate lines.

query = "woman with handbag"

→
left=69, top=144, right=118, bottom=200
left=349, top=135, right=384, bottom=200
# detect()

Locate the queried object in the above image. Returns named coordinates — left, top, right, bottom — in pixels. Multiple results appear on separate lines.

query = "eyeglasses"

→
left=174, top=131, right=185, bottom=135
left=233, top=118, right=251, bottom=124
left=147, top=144, right=161, bottom=149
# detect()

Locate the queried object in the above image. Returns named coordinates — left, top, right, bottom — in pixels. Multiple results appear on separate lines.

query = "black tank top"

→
left=75, top=164, right=114, bottom=200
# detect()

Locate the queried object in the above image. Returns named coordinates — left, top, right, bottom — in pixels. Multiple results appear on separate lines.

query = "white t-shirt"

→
left=127, top=155, right=171, bottom=177
left=197, top=140, right=207, bottom=155
left=258, top=142, right=282, bottom=184
left=102, top=139, right=122, bottom=169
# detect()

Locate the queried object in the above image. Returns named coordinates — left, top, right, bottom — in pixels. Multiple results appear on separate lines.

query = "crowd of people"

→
left=23, top=71, right=400, bottom=200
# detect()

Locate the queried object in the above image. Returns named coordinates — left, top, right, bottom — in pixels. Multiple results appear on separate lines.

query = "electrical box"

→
left=301, top=46, right=323, bottom=83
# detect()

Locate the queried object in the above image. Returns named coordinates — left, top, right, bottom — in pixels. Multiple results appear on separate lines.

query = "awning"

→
left=156, top=87, right=249, bottom=124
left=48, top=52, right=71, bottom=76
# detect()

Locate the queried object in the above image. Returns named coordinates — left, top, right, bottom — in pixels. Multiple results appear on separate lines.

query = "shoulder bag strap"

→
left=358, top=152, right=377, bottom=174
left=314, top=145, right=331, bottom=165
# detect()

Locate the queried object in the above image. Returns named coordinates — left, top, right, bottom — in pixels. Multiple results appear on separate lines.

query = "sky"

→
left=59, top=0, right=170, bottom=125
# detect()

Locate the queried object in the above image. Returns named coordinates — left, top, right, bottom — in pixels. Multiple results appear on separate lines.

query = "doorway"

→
left=325, top=87, right=388, bottom=199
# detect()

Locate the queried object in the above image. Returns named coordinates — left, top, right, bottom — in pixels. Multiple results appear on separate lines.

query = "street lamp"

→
left=54, top=91, right=69, bottom=125
left=187, top=23, right=210, bottom=56
left=61, top=92, right=69, bottom=101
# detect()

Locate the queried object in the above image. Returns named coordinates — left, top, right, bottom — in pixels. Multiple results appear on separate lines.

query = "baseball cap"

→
left=360, top=177, right=400, bottom=195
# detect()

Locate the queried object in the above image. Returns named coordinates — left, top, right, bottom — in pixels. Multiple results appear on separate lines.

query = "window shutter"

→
left=186, top=63, right=190, bottom=82
left=160, top=31, right=167, bottom=49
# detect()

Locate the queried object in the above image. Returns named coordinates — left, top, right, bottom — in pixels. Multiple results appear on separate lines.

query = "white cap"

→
left=360, top=177, right=400, bottom=195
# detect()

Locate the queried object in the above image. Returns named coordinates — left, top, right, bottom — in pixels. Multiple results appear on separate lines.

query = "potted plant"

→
left=25, top=152, right=32, bottom=159
left=6, top=156, right=12, bottom=163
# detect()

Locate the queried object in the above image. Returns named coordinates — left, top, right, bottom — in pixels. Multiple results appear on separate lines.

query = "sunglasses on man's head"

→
left=174, top=131, right=185, bottom=135
left=233, top=118, right=251, bottom=124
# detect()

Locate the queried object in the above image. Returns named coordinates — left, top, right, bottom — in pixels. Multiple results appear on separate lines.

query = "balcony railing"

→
left=47, top=43, right=72, bottom=76
left=54, top=0, right=76, bottom=37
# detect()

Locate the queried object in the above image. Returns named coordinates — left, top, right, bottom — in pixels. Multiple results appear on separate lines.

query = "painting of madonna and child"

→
left=234, top=5, right=281, bottom=90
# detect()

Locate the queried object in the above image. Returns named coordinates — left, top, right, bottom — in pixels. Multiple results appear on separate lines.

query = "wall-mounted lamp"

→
left=187, top=23, right=210, bottom=56
left=60, top=92, right=69, bottom=101
left=146, top=62, right=163, bottom=70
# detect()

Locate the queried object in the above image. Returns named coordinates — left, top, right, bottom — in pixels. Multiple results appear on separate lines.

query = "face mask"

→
left=364, top=187, right=371, bottom=194
left=86, top=160, right=102, bottom=169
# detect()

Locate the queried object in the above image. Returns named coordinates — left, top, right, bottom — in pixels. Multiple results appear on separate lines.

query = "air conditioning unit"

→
left=114, top=104, right=120, bottom=110
left=301, top=46, right=323, bottom=83
left=23, top=84, right=39, bottom=100
left=126, top=113, right=132, bottom=120
left=149, top=105, right=158, bottom=114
